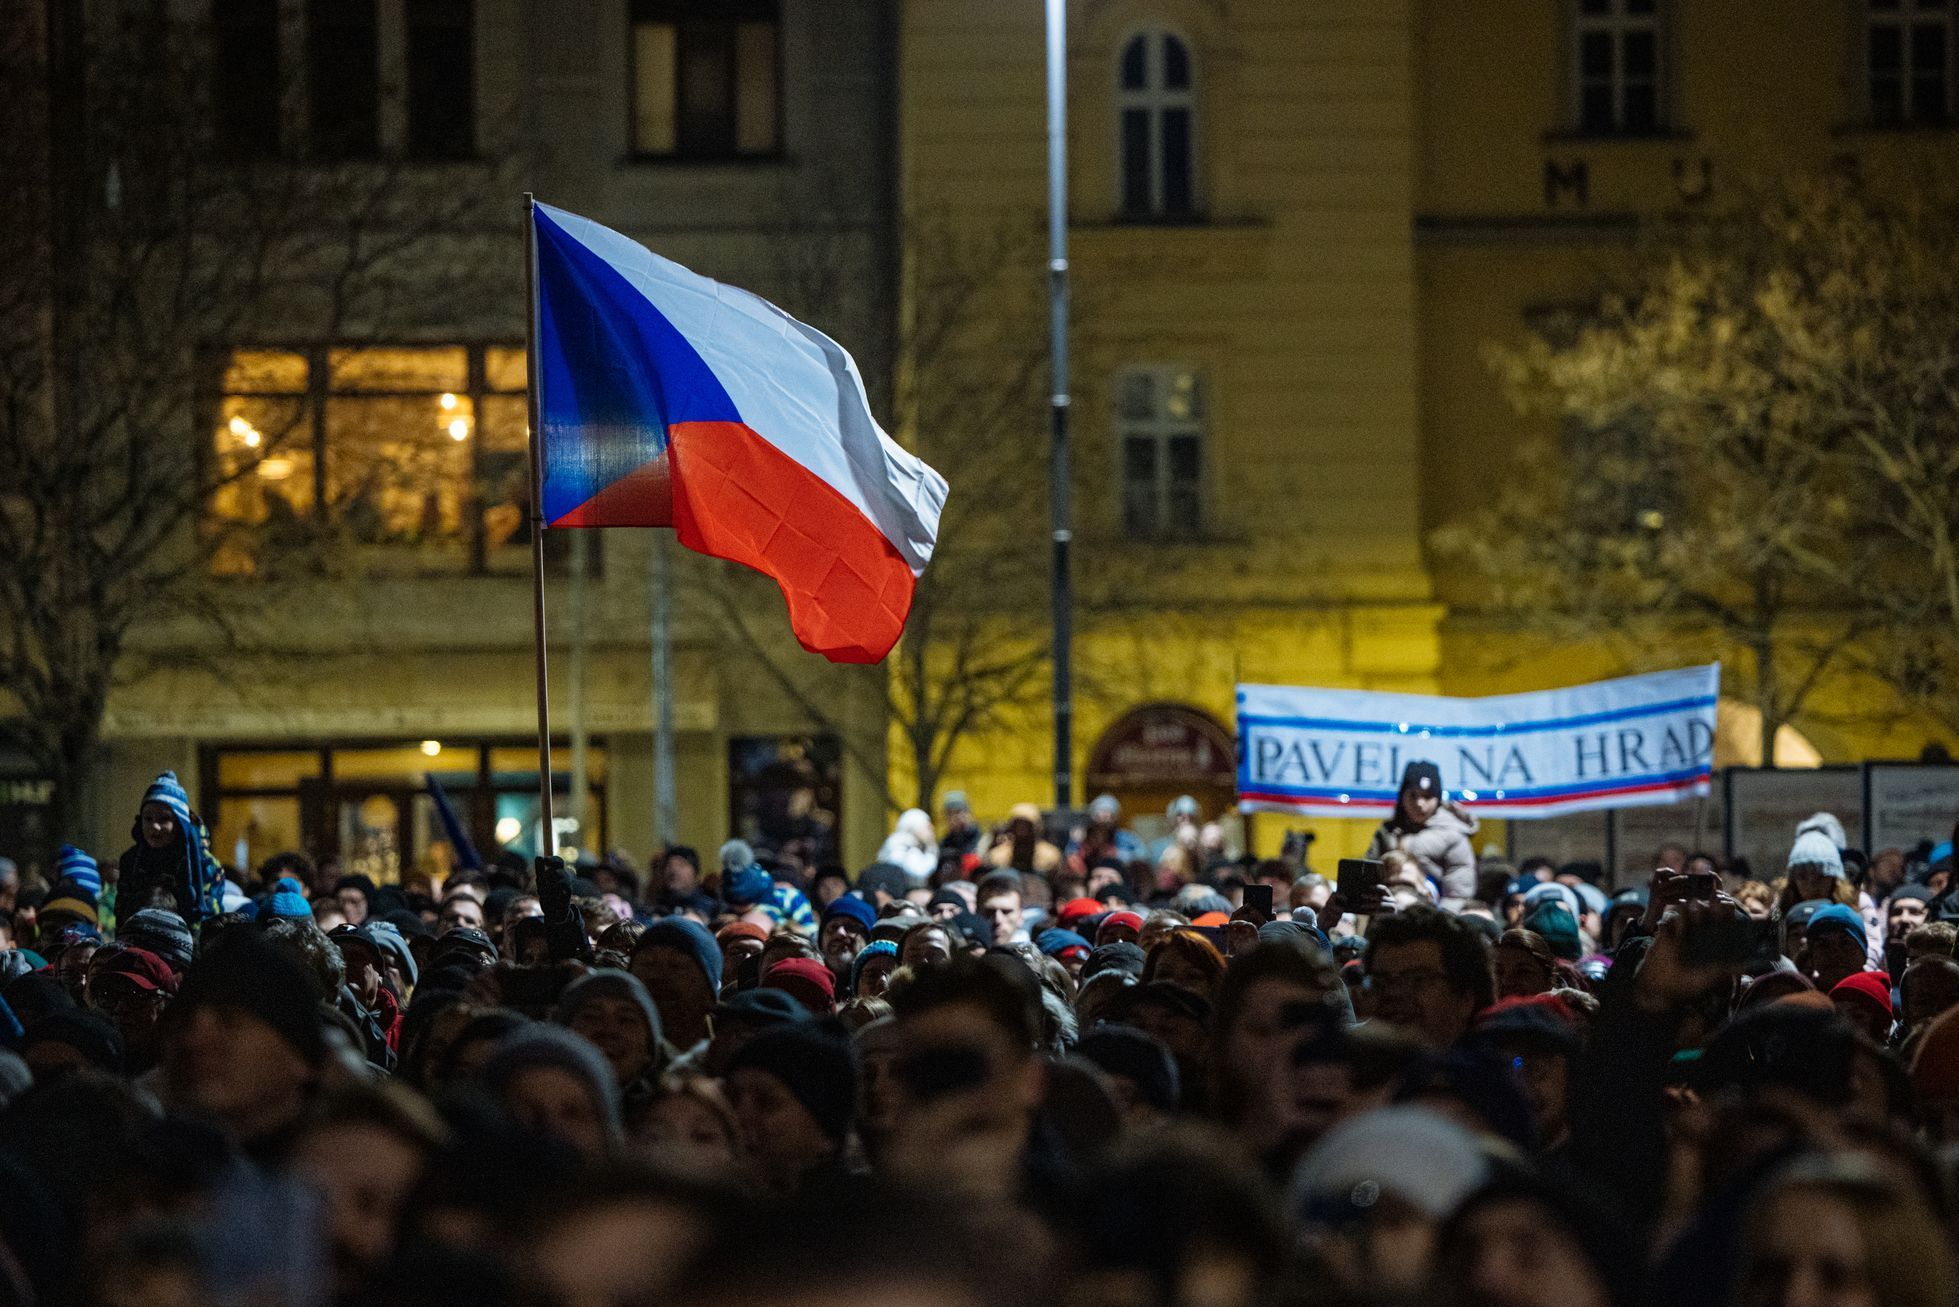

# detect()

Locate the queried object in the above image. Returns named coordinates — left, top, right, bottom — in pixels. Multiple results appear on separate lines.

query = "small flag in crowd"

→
left=528, top=201, right=947, bottom=665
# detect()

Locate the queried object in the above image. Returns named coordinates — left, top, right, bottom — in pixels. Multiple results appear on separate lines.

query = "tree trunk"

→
left=1753, top=639, right=1779, bottom=768
left=48, top=716, right=100, bottom=849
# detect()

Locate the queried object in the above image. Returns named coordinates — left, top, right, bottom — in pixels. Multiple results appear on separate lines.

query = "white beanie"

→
left=1788, top=829, right=1845, bottom=879
left=1291, top=1106, right=1490, bottom=1222
left=1796, top=811, right=1848, bottom=851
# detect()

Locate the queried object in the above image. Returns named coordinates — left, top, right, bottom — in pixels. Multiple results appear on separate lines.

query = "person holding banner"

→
left=1365, top=762, right=1479, bottom=899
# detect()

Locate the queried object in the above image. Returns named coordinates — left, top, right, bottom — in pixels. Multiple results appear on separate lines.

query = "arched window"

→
left=1118, top=30, right=1195, bottom=219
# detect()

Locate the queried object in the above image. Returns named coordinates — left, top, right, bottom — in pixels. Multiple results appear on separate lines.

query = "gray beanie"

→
left=478, top=1026, right=623, bottom=1152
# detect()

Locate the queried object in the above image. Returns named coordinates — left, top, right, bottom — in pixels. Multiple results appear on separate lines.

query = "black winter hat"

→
left=173, top=930, right=325, bottom=1065
left=1082, top=941, right=1146, bottom=981
left=1076, top=1025, right=1181, bottom=1112
left=21, top=1009, right=124, bottom=1074
left=727, top=1022, right=859, bottom=1140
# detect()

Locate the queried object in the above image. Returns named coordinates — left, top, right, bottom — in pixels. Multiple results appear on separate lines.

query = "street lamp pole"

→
left=1045, top=0, right=1074, bottom=815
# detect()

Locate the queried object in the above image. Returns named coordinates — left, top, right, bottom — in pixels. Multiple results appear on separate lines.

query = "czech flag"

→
left=529, top=201, right=947, bottom=664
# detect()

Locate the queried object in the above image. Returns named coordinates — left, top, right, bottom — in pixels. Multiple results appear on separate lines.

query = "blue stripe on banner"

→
left=1239, top=764, right=1713, bottom=805
left=1236, top=694, right=1718, bottom=741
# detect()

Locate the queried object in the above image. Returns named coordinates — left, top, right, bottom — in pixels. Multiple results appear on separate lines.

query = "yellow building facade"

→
left=901, top=0, right=1959, bottom=867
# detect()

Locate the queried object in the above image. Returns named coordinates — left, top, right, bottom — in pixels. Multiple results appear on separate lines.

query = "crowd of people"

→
left=0, top=763, right=1957, bottom=1306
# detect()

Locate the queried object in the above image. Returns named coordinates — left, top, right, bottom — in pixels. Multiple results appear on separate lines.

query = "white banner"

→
left=1237, top=665, right=1720, bottom=820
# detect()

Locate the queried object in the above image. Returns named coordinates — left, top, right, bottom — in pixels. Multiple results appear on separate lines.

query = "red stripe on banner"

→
left=550, top=454, right=674, bottom=527
left=668, top=420, right=916, bottom=664
left=1474, top=777, right=1709, bottom=809
left=1238, top=776, right=1708, bottom=814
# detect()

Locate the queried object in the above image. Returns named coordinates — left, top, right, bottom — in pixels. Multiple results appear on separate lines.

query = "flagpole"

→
left=651, top=532, right=678, bottom=845
left=523, top=193, right=558, bottom=858
left=1045, top=0, right=1074, bottom=815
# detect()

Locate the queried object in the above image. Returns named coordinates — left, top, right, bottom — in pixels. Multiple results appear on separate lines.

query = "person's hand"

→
left=1316, top=889, right=1394, bottom=937
left=1640, top=867, right=1688, bottom=934
left=1634, top=902, right=1741, bottom=1013
left=534, top=855, right=571, bottom=923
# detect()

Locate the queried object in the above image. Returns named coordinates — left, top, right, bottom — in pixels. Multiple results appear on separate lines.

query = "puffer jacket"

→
left=1366, top=802, right=1480, bottom=899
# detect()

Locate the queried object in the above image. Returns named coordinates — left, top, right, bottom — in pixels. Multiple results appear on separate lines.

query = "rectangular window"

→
left=406, top=0, right=475, bottom=159
left=212, top=0, right=281, bottom=157
left=1115, top=367, right=1205, bottom=540
left=1870, top=0, right=1953, bottom=125
left=630, top=0, right=780, bottom=159
left=1571, top=0, right=1665, bottom=134
left=308, top=0, right=380, bottom=158
left=206, top=344, right=585, bottom=576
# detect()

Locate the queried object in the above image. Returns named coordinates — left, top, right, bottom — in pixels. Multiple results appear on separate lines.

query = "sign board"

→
left=1725, top=767, right=1863, bottom=881
left=1863, top=764, right=1959, bottom=855
left=1237, top=665, right=1720, bottom=820
left=1088, top=704, right=1236, bottom=792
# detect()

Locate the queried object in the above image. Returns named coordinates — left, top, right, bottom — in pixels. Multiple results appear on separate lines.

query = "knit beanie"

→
left=846, top=940, right=897, bottom=1003
left=1788, top=830, right=1846, bottom=880
left=21, top=1009, right=125, bottom=1074
left=478, top=1026, right=623, bottom=1146
left=1076, top=1026, right=1181, bottom=1113
left=141, top=771, right=194, bottom=826
left=820, top=894, right=877, bottom=935
left=722, top=865, right=773, bottom=909
left=53, top=846, right=101, bottom=902
left=119, top=909, right=196, bottom=975
left=1807, top=904, right=1867, bottom=954
left=1036, top=928, right=1093, bottom=961
left=362, top=920, right=418, bottom=988
left=39, top=898, right=98, bottom=928
left=634, top=918, right=723, bottom=993
left=172, top=931, right=324, bottom=1064
left=552, top=969, right=664, bottom=1050
left=263, top=889, right=313, bottom=921
left=1082, top=941, right=1146, bottom=981
left=727, top=1023, right=859, bottom=1140
left=1522, top=901, right=1582, bottom=962
left=1831, top=971, right=1893, bottom=1022
left=1797, top=812, right=1849, bottom=853
left=766, top=956, right=839, bottom=1015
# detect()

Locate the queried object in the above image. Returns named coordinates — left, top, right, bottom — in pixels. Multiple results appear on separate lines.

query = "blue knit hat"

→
left=850, top=940, right=898, bottom=995
left=1807, top=903, right=1867, bottom=954
left=723, top=864, right=773, bottom=908
left=141, top=771, right=193, bottom=826
left=1036, top=927, right=1092, bottom=959
left=264, top=889, right=312, bottom=921
left=53, top=846, right=101, bottom=901
left=820, top=893, right=877, bottom=934
left=634, top=918, right=723, bottom=992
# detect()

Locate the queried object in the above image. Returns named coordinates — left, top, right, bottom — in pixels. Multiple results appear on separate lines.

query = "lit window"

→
left=1869, top=0, right=1953, bottom=127
left=631, top=0, right=780, bottom=158
left=1571, top=0, right=1663, bottom=134
left=207, top=344, right=554, bottom=575
left=1118, top=29, right=1195, bottom=219
left=1115, top=366, right=1204, bottom=539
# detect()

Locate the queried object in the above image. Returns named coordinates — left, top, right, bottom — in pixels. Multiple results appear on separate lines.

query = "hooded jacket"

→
left=116, top=773, right=226, bottom=925
left=1366, top=801, right=1480, bottom=899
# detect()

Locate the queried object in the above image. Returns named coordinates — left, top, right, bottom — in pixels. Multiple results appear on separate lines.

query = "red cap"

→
left=1059, top=897, right=1104, bottom=923
left=717, top=921, right=769, bottom=945
left=763, top=957, right=837, bottom=1014
left=98, top=946, right=179, bottom=995
left=1191, top=911, right=1229, bottom=928
left=1097, top=911, right=1145, bottom=941
left=1831, top=970, right=1893, bottom=1019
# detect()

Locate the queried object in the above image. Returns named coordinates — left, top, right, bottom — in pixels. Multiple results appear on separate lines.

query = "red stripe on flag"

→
left=549, top=454, right=674, bottom=527
left=668, top=419, right=916, bottom=664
